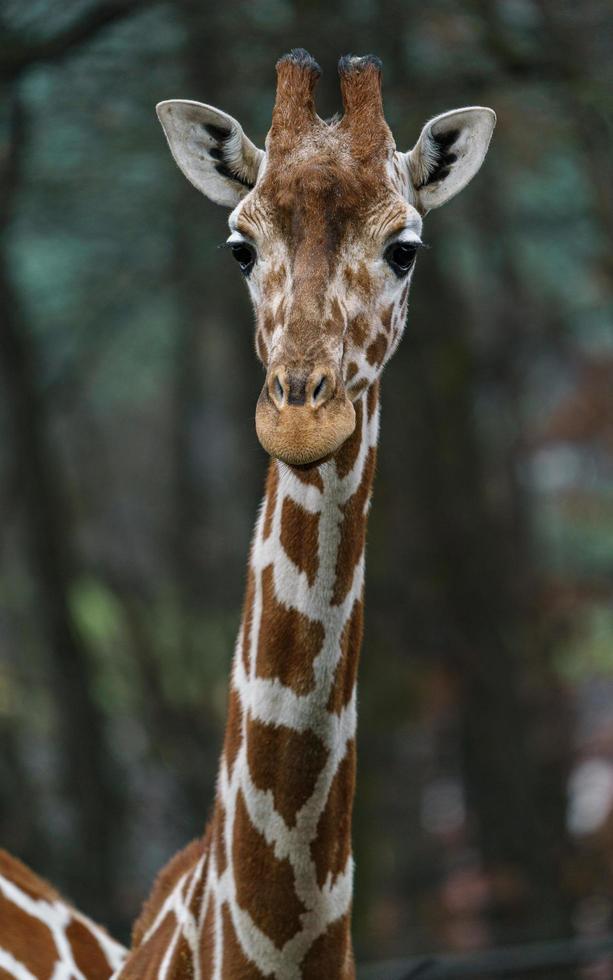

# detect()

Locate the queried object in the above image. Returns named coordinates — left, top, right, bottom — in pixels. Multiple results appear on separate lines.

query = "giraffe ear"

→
left=156, top=100, right=264, bottom=208
left=406, top=107, right=496, bottom=213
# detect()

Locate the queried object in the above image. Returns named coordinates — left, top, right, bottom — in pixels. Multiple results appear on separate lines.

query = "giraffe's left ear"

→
left=406, top=107, right=496, bottom=213
left=156, top=100, right=264, bottom=208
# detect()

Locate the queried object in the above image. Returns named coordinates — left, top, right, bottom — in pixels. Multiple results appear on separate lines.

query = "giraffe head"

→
left=158, top=50, right=495, bottom=465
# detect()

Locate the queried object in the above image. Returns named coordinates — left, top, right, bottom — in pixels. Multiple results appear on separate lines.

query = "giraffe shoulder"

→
left=0, top=848, right=61, bottom=903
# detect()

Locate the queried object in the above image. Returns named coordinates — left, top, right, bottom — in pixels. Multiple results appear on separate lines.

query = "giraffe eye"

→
left=230, top=242, right=256, bottom=275
left=385, top=241, right=420, bottom=277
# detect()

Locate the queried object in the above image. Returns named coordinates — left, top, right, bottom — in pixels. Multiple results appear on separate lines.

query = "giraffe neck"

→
left=122, top=385, right=380, bottom=980
left=213, top=383, right=379, bottom=976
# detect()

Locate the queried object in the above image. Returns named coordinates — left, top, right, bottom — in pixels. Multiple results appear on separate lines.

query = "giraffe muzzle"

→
left=256, top=364, right=356, bottom=465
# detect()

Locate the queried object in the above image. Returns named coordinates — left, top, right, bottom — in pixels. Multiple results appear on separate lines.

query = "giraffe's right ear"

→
left=156, top=100, right=264, bottom=208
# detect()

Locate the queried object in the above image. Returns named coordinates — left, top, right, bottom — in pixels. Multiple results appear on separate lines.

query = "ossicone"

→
left=337, top=52, right=391, bottom=159
left=270, top=48, right=322, bottom=149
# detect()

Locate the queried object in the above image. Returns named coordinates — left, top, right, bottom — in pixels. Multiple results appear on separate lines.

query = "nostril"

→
left=311, top=372, right=333, bottom=407
left=312, top=375, right=326, bottom=404
left=274, top=375, right=284, bottom=405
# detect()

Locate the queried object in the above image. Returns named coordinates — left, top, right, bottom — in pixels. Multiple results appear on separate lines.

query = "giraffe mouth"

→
left=255, top=384, right=356, bottom=465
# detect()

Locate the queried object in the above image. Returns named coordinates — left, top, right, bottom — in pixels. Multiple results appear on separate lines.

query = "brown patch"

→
left=247, top=717, right=328, bottom=826
left=198, top=896, right=215, bottom=978
left=334, top=400, right=363, bottom=479
left=262, top=462, right=279, bottom=540
left=301, top=914, right=353, bottom=979
left=263, top=264, right=287, bottom=302
left=279, top=496, right=319, bottom=585
left=310, top=744, right=356, bottom=890
left=381, top=302, right=394, bottom=333
left=0, top=891, right=57, bottom=978
left=366, top=331, right=388, bottom=367
left=367, top=380, right=379, bottom=421
left=347, top=313, right=368, bottom=347
left=223, top=686, right=243, bottom=776
left=346, top=361, right=358, bottom=382
left=213, top=800, right=227, bottom=875
left=332, top=448, right=376, bottom=605
left=241, top=568, right=256, bottom=671
left=261, top=309, right=275, bottom=335
left=327, top=600, right=364, bottom=714
left=324, top=316, right=343, bottom=341
left=172, top=935, right=194, bottom=979
left=330, top=296, right=345, bottom=332
left=233, top=790, right=306, bottom=948
left=257, top=564, right=324, bottom=693
left=66, top=919, right=115, bottom=979
left=344, top=262, right=375, bottom=303
left=292, top=465, right=324, bottom=492
left=342, top=265, right=355, bottom=288
left=131, top=837, right=204, bottom=946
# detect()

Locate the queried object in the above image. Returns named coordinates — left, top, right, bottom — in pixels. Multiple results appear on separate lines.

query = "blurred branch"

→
left=0, top=0, right=155, bottom=81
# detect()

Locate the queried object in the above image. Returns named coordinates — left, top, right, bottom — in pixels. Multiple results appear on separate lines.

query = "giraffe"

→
left=0, top=849, right=126, bottom=978
left=114, top=50, right=495, bottom=979
left=0, top=49, right=495, bottom=980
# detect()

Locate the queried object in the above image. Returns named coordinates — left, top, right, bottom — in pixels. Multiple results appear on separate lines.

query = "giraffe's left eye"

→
left=385, top=241, right=420, bottom=277
left=229, top=242, right=256, bottom=275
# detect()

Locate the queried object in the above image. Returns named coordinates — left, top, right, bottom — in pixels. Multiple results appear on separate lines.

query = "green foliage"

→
left=557, top=604, right=613, bottom=681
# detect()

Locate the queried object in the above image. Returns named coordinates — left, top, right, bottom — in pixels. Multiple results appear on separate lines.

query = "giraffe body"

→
left=0, top=49, right=495, bottom=980
left=0, top=850, right=126, bottom=979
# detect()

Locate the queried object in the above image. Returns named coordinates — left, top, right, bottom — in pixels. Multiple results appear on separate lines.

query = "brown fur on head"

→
left=157, top=51, right=496, bottom=465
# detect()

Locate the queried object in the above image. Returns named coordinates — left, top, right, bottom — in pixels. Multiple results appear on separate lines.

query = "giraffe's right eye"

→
left=229, top=242, right=256, bottom=276
left=384, top=241, right=420, bottom=277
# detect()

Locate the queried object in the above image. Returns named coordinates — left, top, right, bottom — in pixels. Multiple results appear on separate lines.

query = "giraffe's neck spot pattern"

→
left=118, top=387, right=380, bottom=979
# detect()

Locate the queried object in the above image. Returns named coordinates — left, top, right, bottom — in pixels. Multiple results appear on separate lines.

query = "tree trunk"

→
left=0, top=87, right=122, bottom=926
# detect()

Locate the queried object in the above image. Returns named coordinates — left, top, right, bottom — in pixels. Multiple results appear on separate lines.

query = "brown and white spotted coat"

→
left=0, top=49, right=494, bottom=980
left=120, top=385, right=379, bottom=979
left=0, top=850, right=126, bottom=979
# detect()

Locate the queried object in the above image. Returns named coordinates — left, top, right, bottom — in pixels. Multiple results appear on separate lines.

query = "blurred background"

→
left=1, top=0, right=612, bottom=974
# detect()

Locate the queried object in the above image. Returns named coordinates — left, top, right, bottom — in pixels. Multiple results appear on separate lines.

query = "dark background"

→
left=1, top=0, right=612, bottom=974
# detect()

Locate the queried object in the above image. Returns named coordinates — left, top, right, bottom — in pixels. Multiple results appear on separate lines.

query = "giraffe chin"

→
left=255, top=388, right=356, bottom=466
